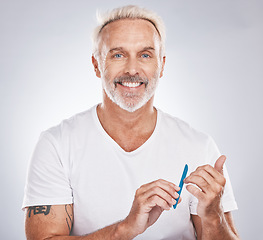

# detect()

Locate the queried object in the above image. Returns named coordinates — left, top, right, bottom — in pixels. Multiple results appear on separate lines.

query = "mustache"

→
left=114, top=75, right=149, bottom=86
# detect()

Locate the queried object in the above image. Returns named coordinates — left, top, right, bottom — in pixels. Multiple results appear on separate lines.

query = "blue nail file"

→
left=173, top=164, right=188, bottom=209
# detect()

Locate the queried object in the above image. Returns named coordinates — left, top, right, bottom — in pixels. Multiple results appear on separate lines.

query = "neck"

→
left=96, top=92, right=157, bottom=152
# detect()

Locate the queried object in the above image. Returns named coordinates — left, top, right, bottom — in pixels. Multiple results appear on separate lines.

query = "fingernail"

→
left=174, top=187, right=179, bottom=192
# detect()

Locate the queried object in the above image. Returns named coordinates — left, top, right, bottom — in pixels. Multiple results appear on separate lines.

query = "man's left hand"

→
left=184, top=155, right=226, bottom=220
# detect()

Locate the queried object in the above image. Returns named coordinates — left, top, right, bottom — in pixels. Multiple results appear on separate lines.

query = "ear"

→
left=92, top=55, right=101, bottom=78
left=159, top=56, right=166, bottom=78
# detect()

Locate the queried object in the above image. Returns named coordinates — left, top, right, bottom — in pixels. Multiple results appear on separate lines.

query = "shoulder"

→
left=158, top=109, right=213, bottom=146
left=41, top=105, right=97, bottom=142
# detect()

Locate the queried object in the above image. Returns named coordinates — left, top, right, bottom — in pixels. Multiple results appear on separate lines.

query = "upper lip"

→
left=121, top=82, right=143, bottom=87
left=114, top=76, right=148, bottom=87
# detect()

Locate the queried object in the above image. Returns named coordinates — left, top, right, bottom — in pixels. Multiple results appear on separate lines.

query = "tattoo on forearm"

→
left=65, top=204, right=73, bottom=233
left=27, top=205, right=51, bottom=218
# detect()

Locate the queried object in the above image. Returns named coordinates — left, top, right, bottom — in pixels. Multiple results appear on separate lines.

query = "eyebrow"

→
left=109, top=47, right=124, bottom=53
left=109, top=46, right=155, bottom=53
left=140, top=47, right=155, bottom=52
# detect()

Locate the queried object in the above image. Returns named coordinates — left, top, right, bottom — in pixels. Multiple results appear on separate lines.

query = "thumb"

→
left=214, top=155, right=226, bottom=174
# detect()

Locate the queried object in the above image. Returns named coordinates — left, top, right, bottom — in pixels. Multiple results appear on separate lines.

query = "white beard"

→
left=102, top=73, right=160, bottom=112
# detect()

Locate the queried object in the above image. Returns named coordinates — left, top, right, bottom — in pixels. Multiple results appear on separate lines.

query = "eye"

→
left=114, top=53, right=123, bottom=58
left=141, top=53, right=150, bottom=58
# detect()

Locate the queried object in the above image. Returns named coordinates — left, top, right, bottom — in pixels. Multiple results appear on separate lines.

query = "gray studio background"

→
left=1, top=0, right=262, bottom=239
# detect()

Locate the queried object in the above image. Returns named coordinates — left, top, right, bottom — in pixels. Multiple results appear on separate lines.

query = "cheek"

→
left=104, top=61, right=126, bottom=78
left=143, top=63, right=161, bottom=78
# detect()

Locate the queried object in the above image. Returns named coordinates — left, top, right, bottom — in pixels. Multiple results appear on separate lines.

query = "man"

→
left=23, top=5, right=239, bottom=240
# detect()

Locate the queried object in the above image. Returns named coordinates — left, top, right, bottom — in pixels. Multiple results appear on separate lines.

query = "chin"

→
left=103, top=83, right=156, bottom=113
left=118, top=104, right=142, bottom=113
left=114, top=95, right=154, bottom=113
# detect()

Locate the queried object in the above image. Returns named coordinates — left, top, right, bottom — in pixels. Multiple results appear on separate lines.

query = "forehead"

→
left=99, top=18, right=160, bottom=49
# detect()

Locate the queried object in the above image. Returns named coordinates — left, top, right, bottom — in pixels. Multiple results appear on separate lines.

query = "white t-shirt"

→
left=23, top=105, right=238, bottom=239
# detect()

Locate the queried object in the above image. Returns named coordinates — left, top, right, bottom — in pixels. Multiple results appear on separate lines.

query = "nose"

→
left=124, top=57, right=140, bottom=76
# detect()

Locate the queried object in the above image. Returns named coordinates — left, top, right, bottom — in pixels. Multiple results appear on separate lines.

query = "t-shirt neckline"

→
left=92, top=104, right=162, bottom=156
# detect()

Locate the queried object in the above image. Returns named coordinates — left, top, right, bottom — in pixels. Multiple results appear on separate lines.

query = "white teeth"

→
left=122, top=82, right=141, bottom=88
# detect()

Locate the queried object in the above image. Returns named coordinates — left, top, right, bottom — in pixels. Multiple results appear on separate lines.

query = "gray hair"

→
left=92, top=5, right=166, bottom=58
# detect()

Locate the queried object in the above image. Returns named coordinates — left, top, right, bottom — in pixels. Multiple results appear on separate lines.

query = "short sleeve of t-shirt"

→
left=22, top=131, right=73, bottom=210
left=189, top=137, right=238, bottom=215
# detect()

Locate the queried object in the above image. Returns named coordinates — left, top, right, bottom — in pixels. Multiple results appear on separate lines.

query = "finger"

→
left=214, top=155, right=226, bottom=175
left=146, top=195, right=172, bottom=211
left=201, top=164, right=226, bottom=186
left=186, top=164, right=225, bottom=187
left=185, top=184, right=205, bottom=200
left=138, top=179, right=180, bottom=198
left=152, top=179, right=180, bottom=191
left=174, top=196, right=182, bottom=206
left=141, top=186, right=178, bottom=207
left=186, top=167, right=215, bottom=185
left=184, top=169, right=225, bottom=198
left=184, top=175, right=211, bottom=193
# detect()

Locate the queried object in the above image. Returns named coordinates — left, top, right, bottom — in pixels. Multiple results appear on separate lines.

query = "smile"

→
left=118, top=81, right=143, bottom=88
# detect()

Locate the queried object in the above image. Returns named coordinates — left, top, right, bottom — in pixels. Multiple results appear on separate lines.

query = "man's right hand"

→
left=25, top=179, right=181, bottom=240
left=122, top=179, right=181, bottom=238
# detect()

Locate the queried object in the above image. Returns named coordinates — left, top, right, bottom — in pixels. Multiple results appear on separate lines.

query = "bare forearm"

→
left=201, top=215, right=239, bottom=240
left=46, top=220, right=135, bottom=240
left=26, top=179, right=181, bottom=240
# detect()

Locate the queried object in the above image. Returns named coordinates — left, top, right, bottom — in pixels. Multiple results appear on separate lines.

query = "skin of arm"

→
left=25, top=204, right=130, bottom=240
left=185, top=155, right=240, bottom=240
left=25, top=179, right=181, bottom=240
left=192, top=212, right=239, bottom=240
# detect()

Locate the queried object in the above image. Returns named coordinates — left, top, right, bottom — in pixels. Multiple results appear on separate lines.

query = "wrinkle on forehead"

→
left=97, top=19, right=162, bottom=66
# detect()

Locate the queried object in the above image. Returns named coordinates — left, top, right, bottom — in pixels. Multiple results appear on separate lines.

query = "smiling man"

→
left=94, top=17, right=163, bottom=114
left=23, top=5, right=239, bottom=240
